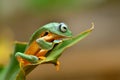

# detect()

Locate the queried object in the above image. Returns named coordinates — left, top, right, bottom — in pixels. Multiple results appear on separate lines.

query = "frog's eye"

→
left=59, top=23, right=68, bottom=33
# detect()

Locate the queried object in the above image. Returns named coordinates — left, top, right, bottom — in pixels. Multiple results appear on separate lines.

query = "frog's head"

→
left=44, top=22, right=72, bottom=38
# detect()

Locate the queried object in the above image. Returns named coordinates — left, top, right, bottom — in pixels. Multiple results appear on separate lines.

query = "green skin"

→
left=0, top=22, right=94, bottom=80
left=15, top=22, right=73, bottom=64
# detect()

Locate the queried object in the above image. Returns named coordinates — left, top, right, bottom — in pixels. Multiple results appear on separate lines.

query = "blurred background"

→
left=0, top=0, right=120, bottom=80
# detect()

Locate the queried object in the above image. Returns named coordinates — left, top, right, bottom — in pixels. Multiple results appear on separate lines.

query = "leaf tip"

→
left=90, top=22, right=95, bottom=31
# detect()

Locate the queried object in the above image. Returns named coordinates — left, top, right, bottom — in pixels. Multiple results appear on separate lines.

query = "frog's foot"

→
left=55, top=61, right=60, bottom=71
left=38, top=56, right=46, bottom=60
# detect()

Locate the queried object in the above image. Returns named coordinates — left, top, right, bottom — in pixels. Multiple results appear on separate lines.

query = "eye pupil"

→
left=59, top=23, right=68, bottom=33
left=63, top=27, right=66, bottom=29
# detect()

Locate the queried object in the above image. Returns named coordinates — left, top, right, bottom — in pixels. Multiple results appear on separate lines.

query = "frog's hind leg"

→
left=36, top=49, right=48, bottom=60
left=15, top=52, right=39, bottom=64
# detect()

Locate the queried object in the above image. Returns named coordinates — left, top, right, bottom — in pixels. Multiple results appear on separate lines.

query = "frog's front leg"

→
left=36, top=38, right=54, bottom=50
left=15, top=52, right=39, bottom=64
left=36, top=38, right=62, bottom=50
left=36, top=38, right=62, bottom=59
left=35, top=38, right=54, bottom=59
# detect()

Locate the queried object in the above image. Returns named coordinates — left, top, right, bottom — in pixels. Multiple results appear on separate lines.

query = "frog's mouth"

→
left=41, top=31, right=69, bottom=42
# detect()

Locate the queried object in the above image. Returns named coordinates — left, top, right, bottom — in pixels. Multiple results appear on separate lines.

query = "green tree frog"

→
left=15, top=22, right=72, bottom=70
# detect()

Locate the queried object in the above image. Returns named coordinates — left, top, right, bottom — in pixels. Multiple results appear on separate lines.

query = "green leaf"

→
left=17, top=23, right=94, bottom=77
left=0, top=42, right=27, bottom=80
left=0, top=65, right=4, bottom=73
